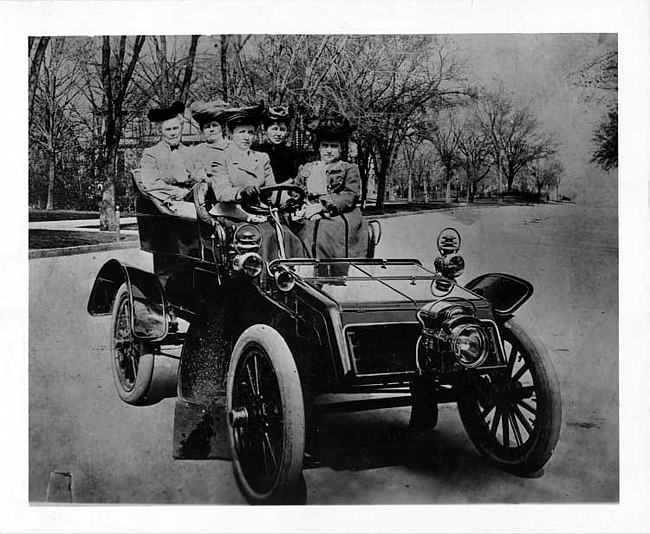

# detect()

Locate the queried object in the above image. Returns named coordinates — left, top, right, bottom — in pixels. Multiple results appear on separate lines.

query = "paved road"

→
left=29, top=203, right=618, bottom=505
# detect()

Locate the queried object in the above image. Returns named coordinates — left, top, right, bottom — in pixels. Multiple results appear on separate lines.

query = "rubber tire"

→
left=227, top=324, right=306, bottom=505
left=457, top=317, right=562, bottom=475
left=110, top=283, right=177, bottom=406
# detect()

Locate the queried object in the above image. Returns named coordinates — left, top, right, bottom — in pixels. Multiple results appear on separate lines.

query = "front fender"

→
left=87, top=259, right=168, bottom=341
left=465, top=273, right=534, bottom=317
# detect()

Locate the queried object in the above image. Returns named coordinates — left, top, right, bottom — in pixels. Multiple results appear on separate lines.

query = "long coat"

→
left=210, top=144, right=307, bottom=261
left=292, top=160, right=368, bottom=259
left=140, top=141, right=205, bottom=203
left=210, top=143, right=275, bottom=202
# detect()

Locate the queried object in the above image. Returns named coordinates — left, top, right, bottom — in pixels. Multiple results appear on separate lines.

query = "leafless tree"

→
left=426, top=110, right=461, bottom=203
left=97, top=35, right=146, bottom=231
left=132, top=35, right=201, bottom=106
left=475, top=87, right=557, bottom=192
left=29, top=37, right=87, bottom=209
left=29, top=36, right=51, bottom=124
left=455, top=110, right=493, bottom=202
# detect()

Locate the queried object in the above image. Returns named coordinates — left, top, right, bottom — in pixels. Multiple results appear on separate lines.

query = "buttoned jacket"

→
left=294, top=159, right=360, bottom=215
left=210, top=144, right=276, bottom=202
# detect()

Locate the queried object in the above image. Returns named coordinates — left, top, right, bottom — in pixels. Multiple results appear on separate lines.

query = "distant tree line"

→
left=29, top=35, right=586, bottom=230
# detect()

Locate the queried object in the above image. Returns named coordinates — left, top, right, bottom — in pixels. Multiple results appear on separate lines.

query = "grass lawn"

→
left=29, top=229, right=138, bottom=249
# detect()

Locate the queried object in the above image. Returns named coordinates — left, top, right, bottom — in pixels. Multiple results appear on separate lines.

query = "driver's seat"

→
left=193, top=181, right=229, bottom=264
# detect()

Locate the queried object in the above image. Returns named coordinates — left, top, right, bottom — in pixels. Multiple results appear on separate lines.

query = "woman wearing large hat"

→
left=210, top=103, right=307, bottom=262
left=291, top=113, right=368, bottom=259
left=254, top=104, right=301, bottom=184
left=139, top=101, right=206, bottom=218
left=189, top=99, right=230, bottom=177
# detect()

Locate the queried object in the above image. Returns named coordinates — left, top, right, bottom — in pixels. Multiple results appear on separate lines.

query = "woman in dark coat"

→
left=254, top=105, right=301, bottom=184
left=291, top=114, right=368, bottom=259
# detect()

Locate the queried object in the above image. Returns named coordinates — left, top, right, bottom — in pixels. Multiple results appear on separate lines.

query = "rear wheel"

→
left=227, top=325, right=306, bottom=505
left=457, top=317, right=561, bottom=475
left=110, top=283, right=177, bottom=406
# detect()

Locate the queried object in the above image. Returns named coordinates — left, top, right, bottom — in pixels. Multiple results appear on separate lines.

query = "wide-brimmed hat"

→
left=147, top=101, right=185, bottom=123
left=306, top=113, right=356, bottom=140
left=219, top=103, right=265, bottom=129
left=189, top=99, right=231, bottom=127
left=263, top=104, right=293, bottom=126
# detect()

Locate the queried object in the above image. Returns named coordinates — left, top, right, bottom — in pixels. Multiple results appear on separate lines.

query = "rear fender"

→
left=465, top=273, right=534, bottom=317
left=87, top=259, right=168, bottom=341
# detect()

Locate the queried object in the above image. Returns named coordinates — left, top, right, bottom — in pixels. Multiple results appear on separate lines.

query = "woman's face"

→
left=319, top=139, right=342, bottom=163
left=202, top=120, right=223, bottom=144
left=160, top=116, right=183, bottom=147
left=266, top=122, right=288, bottom=145
left=231, top=124, right=256, bottom=151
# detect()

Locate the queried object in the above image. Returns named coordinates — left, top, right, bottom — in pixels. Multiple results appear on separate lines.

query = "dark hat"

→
left=189, top=99, right=231, bottom=127
left=306, top=113, right=356, bottom=139
left=147, top=101, right=185, bottom=123
left=263, top=104, right=293, bottom=126
left=220, top=103, right=264, bottom=129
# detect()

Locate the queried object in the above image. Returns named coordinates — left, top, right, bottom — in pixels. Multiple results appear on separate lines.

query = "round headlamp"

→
left=233, top=252, right=264, bottom=277
left=233, top=224, right=262, bottom=253
left=434, top=253, right=465, bottom=279
left=449, top=323, right=488, bottom=368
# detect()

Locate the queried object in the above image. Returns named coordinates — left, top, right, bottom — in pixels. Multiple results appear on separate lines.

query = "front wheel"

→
left=457, top=317, right=562, bottom=475
left=226, top=325, right=306, bottom=504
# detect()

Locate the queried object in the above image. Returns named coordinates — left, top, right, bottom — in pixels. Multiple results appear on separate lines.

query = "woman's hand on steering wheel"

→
left=239, top=185, right=260, bottom=202
left=239, top=185, right=307, bottom=216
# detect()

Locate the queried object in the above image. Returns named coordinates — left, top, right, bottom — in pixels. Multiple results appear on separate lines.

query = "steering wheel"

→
left=240, top=185, right=306, bottom=216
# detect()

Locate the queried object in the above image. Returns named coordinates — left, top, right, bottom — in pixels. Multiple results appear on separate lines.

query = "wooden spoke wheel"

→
left=227, top=325, right=306, bottom=505
left=457, top=317, right=562, bottom=475
left=110, top=283, right=177, bottom=406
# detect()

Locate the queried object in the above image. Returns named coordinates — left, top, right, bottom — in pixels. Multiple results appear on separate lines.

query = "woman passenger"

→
left=210, top=103, right=307, bottom=264
left=255, top=104, right=301, bottom=184
left=139, top=101, right=206, bottom=218
left=291, top=113, right=368, bottom=259
left=189, top=99, right=230, bottom=177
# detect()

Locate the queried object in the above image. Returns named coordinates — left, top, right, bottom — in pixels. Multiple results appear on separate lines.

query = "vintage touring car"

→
left=87, top=175, right=562, bottom=504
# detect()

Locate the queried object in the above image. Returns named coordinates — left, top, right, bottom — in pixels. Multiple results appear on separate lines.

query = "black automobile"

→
left=87, top=175, right=562, bottom=504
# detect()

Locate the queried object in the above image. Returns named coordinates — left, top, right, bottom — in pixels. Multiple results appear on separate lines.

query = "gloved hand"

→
left=239, top=185, right=260, bottom=202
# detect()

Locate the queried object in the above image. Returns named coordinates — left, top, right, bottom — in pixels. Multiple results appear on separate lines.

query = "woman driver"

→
left=291, top=113, right=368, bottom=259
left=210, top=103, right=307, bottom=264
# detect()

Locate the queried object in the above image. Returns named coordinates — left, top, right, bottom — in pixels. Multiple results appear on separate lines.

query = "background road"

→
left=29, top=203, right=618, bottom=504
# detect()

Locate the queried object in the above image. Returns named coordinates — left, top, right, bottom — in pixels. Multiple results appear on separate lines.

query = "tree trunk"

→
left=423, top=174, right=429, bottom=202
left=220, top=35, right=229, bottom=101
left=46, top=149, right=56, bottom=210
left=375, top=164, right=388, bottom=209
left=179, top=35, right=200, bottom=103
left=407, top=170, right=413, bottom=203
left=100, top=141, right=119, bottom=231
left=29, top=37, right=50, bottom=124
left=445, top=168, right=452, bottom=204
